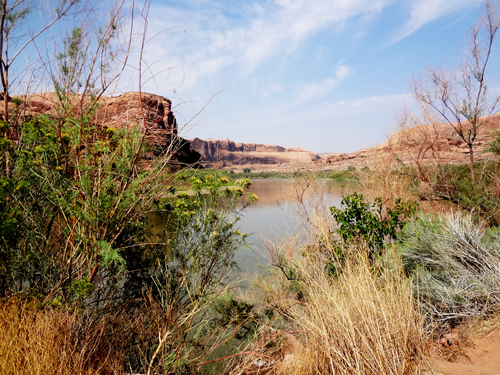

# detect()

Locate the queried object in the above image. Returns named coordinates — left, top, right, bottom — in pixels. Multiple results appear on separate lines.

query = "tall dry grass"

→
left=0, top=299, right=121, bottom=375
left=257, top=245, right=435, bottom=375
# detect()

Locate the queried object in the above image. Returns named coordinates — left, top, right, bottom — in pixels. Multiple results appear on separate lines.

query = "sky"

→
left=27, top=0, right=500, bottom=153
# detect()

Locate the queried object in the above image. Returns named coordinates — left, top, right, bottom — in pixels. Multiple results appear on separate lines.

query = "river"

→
left=232, top=179, right=357, bottom=282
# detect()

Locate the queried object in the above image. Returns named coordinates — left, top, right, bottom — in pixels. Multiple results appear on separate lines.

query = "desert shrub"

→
left=0, top=111, right=257, bottom=372
left=243, top=167, right=251, bottom=173
left=330, top=192, right=418, bottom=259
left=398, top=212, right=500, bottom=327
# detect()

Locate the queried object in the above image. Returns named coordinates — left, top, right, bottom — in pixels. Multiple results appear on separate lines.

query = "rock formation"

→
left=188, top=137, right=321, bottom=169
left=313, top=114, right=500, bottom=171
left=5, top=92, right=201, bottom=167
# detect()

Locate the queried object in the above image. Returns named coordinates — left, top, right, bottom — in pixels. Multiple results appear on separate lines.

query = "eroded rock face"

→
left=189, top=137, right=321, bottom=168
left=8, top=92, right=201, bottom=167
left=315, top=114, right=500, bottom=170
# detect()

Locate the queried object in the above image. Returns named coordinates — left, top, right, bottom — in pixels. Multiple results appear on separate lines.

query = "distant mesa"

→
left=188, top=137, right=321, bottom=170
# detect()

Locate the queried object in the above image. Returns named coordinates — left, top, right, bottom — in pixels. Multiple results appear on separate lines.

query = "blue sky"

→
left=113, top=1, right=500, bottom=152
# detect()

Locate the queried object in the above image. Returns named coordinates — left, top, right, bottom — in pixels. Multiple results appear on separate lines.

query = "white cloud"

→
left=389, top=0, right=476, bottom=45
left=259, top=83, right=283, bottom=98
left=335, top=64, right=353, bottom=81
left=297, top=78, right=337, bottom=104
left=294, top=64, right=353, bottom=103
left=241, top=0, right=390, bottom=71
left=334, top=93, right=411, bottom=110
left=129, top=0, right=390, bottom=97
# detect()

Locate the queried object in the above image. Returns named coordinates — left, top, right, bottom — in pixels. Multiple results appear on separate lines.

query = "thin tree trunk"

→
left=469, top=144, right=475, bottom=182
left=4, top=69, right=9, bottom=178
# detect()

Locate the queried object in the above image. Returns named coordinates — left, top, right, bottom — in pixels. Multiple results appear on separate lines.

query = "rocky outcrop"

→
left=6, top=92, right=201, bottom=167
left=188, top=137, right=321, bottom=169
left=313, top=114, right=500, bottom=171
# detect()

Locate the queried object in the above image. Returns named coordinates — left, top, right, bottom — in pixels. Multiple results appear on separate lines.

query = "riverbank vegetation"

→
left=175, top=167, right=358, bottom=185
left=2, top=0, right=500, bottom=374
left=0, top=1, right=258, bottom=374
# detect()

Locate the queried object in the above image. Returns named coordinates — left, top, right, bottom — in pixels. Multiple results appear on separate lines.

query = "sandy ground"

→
left=431, top=329, right=500, bottom=375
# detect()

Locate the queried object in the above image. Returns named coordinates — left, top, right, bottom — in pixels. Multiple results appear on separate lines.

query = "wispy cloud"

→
left=297, top=78, right=337, bottom=104
left=334, top=93, right=411, bottom=110
left=335, top=64, right=353, bottom=81
left=241, top=0, right=390, bottom=71
left=295, top=64, right=354, bottom=103
left=132, top=0, right=389, bottom=97
left=389, top=0, right=475, bottom=45
left=259, top=82, right=283, bottom=98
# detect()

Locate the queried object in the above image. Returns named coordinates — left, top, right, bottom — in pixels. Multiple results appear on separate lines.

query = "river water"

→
left=232, top=179, right=357, bottom=281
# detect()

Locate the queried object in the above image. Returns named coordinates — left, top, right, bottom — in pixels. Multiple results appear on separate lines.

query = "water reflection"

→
left=233, top=179, right=357, bottom=281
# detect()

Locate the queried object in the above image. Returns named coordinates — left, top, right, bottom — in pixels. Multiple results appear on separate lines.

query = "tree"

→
left=412, top=0, right=500, bottom=182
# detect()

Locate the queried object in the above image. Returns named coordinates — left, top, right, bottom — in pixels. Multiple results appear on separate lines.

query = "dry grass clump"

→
left=266, top=247, right=434, bottom=375
left=0, top=299, right=120, bottom=375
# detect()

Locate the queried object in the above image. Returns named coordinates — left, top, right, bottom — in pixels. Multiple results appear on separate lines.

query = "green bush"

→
left=330, top=192, right=418, bottom=258
left=0, top=111, right=257, bottom=372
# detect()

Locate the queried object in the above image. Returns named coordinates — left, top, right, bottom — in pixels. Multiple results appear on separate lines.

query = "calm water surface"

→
left=233, top=179, right=356, bottom=280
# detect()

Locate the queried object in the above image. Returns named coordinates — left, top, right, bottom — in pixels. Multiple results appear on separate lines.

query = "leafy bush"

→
left=330, top=192, right=418, bottom=258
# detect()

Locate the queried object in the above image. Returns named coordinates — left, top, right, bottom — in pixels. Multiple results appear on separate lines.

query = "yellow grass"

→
left=258, top=247, right=435, bottom=375
left=0, top=299, right=119, bottom=375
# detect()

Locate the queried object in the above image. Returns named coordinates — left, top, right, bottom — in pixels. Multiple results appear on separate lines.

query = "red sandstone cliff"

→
left=314, top=114, right=500, bottom=171
left=4, top=92, right=201, bottom=167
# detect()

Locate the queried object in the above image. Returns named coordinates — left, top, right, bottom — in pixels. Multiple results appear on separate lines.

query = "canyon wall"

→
left=313, top=114, right=500, bottom=171
left=6, top=92, right=201, bottom=168
left=188, top=137, right=321, bottom=169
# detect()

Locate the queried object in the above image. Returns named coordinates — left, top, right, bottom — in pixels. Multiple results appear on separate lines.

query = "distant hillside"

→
left=187, top=115, right=500, bottom=173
